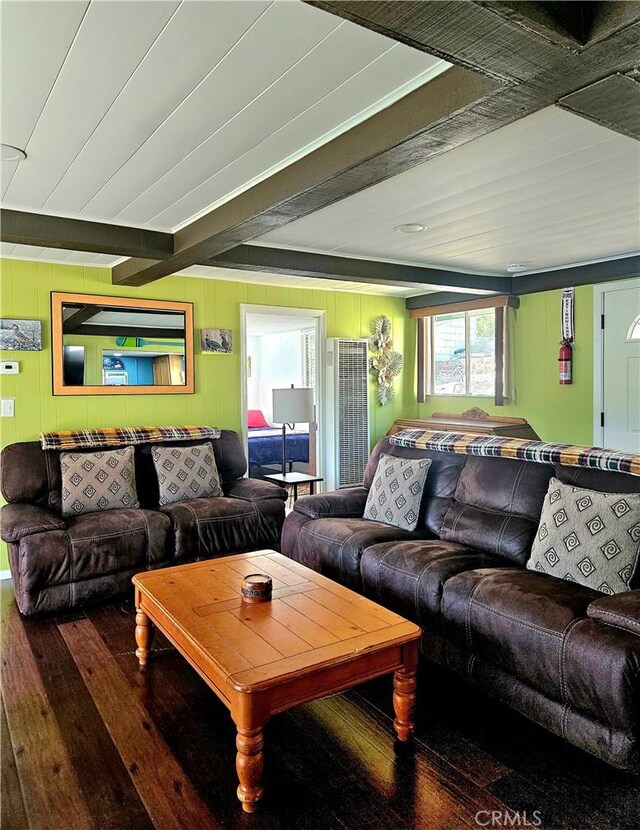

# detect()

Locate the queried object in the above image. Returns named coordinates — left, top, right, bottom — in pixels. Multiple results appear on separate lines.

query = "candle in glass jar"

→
left=241, top=573, right=272, bottom=603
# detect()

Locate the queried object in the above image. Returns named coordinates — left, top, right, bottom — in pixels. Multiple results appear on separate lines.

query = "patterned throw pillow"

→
left=61, top=446, right=139, bottom=517
left=363, top=453, right=432, bottom=531
left=151, top=442, right=223, bottom=506
left=527, top=477, right=640, bottom=594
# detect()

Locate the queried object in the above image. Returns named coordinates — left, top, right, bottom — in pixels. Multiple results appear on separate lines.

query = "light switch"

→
left=0, top=361, right=18, bottom=374
left=1, top=399, right=15, bottom=417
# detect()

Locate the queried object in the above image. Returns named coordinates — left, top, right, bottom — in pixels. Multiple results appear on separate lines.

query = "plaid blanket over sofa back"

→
left=40, top=425, right=221, bottom=451
left=389, top=430, right=640, bottom=477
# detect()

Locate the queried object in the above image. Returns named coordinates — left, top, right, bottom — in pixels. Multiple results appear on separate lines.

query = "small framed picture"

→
left=201, top=328, right=232, bottom=354
left=0, top=319, right=42, bottom=351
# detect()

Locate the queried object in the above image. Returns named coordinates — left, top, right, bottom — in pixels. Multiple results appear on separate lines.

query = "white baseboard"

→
left=0, top=569, right=11, bottom=581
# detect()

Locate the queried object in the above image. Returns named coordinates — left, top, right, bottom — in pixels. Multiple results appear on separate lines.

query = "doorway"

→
left=240, top=305, right=325, bottom=482
left=594, top=278, right=640, bottom=451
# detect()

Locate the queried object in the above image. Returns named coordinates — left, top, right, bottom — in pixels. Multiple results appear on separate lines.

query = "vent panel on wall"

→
left=326, top=338, right=370, bottom=490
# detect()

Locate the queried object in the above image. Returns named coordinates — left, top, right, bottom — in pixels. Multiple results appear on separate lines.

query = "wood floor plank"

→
left=3, top=587, right=634, bottom=830
left=58, top=618, right=222, bottom=830
left=1, top=594, right=93, bottom=830
left=21, top=615, right=154, bottom=830
left=1, top=698, right=28, bottom=830
left=338, top=685, right=516, bottom=827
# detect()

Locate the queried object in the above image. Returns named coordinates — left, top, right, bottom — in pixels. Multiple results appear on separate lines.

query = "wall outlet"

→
left=1, top=399, right=15, bottom=417
left=0, top=361, right=18, bottom=374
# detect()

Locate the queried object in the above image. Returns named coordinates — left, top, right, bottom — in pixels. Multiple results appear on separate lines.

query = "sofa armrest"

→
left=1, top=503, right=66, bottom=542
left=587, top=591, right=640, bottom=637
left=226, top=478, right=288, bottom=503
left=294, top=487, right=369, bottom=519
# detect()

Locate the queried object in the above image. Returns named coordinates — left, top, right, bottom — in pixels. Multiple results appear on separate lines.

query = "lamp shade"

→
left=272, top=387, right=314, bottom=424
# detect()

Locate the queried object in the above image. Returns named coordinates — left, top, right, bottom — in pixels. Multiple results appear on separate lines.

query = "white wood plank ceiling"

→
left=0, top=0, right=447, bottom=233
left=257, top=106, right=640, bottom=275
left=0, top=243, right=429, bottom=297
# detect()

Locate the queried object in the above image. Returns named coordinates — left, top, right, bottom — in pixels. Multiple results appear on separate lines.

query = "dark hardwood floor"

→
left=2, top=580, right=638, bottom=830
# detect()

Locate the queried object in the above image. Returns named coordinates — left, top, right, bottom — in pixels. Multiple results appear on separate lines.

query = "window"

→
left=628, top=315, right=640, bottom=341
left=431, top=308, right=496, bottom=396
left=301, top=330, right=316, bottom=388
left=415, top=295, right=515, bottom=406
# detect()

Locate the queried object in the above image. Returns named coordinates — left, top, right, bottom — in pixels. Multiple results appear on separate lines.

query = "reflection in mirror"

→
left=52, top=292, right=194, bottom=395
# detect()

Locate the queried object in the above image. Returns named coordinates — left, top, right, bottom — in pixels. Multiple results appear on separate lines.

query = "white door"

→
left=602, top=285, right=640, bottom=451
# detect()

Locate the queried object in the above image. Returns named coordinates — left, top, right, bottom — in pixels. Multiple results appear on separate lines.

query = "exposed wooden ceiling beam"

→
left=111, top=0, right=640, bottom=287
left=558, top=73, right=640, bottom=141
left=62, top=306, right=101, bottom=333
left=0, top=209, right=173, bottom=260
left=204, top=245, right=506, bottom=293
left=111, top=65, right=498, bottom=286
left=67, top=326, right=185, bottom=339
left=511, top=255, right=640, bottom=295
left=406, top=255, right=640, bottom=309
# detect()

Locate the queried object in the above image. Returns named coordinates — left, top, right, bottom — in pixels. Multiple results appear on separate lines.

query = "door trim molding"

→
left=239, top=304, right=327, bottom=481
left=593, top=277, right=640, bottom=446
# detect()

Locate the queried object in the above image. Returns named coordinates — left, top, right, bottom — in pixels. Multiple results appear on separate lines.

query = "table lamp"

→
left=272, top=385, right=314, bottom=475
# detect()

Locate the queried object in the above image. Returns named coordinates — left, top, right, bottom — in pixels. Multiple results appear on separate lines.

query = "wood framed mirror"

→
left=51, top=292, right=194, bottom=395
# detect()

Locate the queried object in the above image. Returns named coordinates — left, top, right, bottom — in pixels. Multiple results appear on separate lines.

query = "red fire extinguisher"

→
left=559, top=339, right=573, bottom=385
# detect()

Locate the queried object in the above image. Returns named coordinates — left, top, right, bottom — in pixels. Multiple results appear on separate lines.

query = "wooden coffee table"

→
left=132, top=551, right=420, bottom=812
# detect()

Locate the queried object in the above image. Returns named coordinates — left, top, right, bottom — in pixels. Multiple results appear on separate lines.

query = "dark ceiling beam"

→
left=67, top=325, right=185, bottom=339
left=205, top=245, right=506, bottom=293
left=558, top=73, right=640, bottom=141
left=111, top=66, right=499, bottom=286
left=0, top=209, right=174, bottom=260
left=406, top=255, right=640, bottom=309
left=512, top=255, right=640, bottom=295
left=62, top=306, right=101, bottom=333
left=111, top=0, right=640, bottom=287
left=405, top=291, right=494, bottom=310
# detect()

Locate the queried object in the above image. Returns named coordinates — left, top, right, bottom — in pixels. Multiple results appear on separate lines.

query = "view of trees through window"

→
left=432, top=308, right=496, bottom=395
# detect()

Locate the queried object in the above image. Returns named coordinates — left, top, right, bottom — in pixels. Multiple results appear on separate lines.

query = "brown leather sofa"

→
left=281, top=436, right=640, bottom=771
left=1, top=430, right=287, bottom=616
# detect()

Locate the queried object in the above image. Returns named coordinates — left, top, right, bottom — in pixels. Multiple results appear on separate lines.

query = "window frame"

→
left=413, top=295, right=517, bottom=406
left=429, top=308, right=496, bottom=398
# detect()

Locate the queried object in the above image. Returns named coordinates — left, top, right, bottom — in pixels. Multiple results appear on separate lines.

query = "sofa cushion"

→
left=65, top=508, right=170, bottom=579
left=1, top=503, right=65, bottom=542
left=441, top=568, right=600, bottom=704
left=363, top=437, right=466, bottom=535
left=292, top=516, right=433, bottom=590
left=440, top=455, right=553, bottom=564
left=60, top=447, right=139, bottom=517
left=0, top=441, right=50, bottom=506
left=294, top=487, right=368, bottom=519
left=361, top=540, right=517, bottom=627
left=363, top=454, right=432, bottom=531
left=162, top=496, right=284, bottom=560
left=225, top=477, right=287, bottom=503
left=152, top=442, right=223, bottom=506
left=588, top=590, right=640, bottom=637
left=527, top=478, right=640, bottom=594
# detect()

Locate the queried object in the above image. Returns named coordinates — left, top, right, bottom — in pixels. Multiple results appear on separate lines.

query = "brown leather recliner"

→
left=1, top=431, right=287, bottom=616
left=281, top=436, right=640, bottom=771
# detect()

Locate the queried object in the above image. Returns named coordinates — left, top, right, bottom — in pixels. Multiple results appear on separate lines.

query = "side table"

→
left=263, top=471, right=323, bottom=502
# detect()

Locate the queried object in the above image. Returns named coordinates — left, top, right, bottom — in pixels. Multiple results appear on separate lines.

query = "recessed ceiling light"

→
left=507, top=263, right=527, bottom=273
left=395, top=223, right=427, bottom=234
left=1, top=143, right=27, bottom=162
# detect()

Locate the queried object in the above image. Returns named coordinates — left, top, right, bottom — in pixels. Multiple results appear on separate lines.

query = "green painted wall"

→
left=0, top=259, right=601, bottom=573
left=0, top=258, right=413, bottom=570
left=412, top=285, right=595, bottom=444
